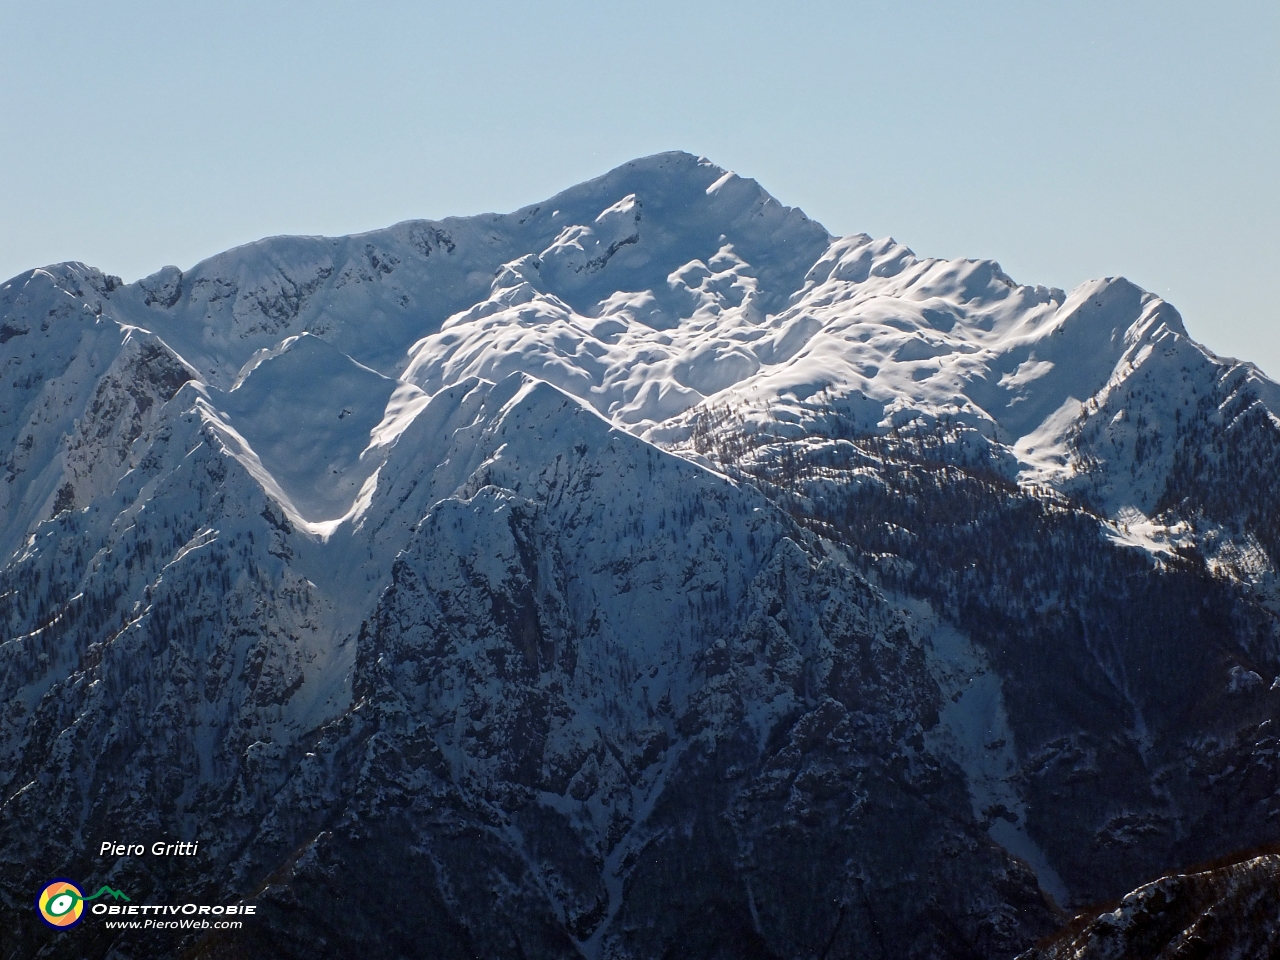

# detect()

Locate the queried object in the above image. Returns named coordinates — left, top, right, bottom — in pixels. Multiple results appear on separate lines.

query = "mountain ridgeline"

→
left=2, top=152, right=1279, bottom=959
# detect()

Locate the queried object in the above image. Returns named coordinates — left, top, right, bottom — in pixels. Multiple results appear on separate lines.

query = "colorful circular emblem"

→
left=36, top=879, right=85, bottom=928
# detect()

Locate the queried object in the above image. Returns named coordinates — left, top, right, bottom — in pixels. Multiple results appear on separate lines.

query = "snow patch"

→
left=915, top=598, right=1069, bottom=905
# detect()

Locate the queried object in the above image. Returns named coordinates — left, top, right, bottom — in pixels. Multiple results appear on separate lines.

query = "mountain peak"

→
left=4, top=153, right=1280, bottom=960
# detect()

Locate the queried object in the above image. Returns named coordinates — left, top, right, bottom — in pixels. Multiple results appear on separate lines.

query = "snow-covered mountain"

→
left=3, top=151, right=1279, bottom=959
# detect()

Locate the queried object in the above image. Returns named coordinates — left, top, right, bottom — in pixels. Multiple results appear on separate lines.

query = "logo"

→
left=36, top=879, right=130, bottom=929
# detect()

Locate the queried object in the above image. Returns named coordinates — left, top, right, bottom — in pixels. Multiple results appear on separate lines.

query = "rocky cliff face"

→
left=1, top=152, right=1278, bottom=958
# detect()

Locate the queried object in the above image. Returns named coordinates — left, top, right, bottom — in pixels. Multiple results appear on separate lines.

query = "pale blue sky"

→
left=2, top=1, right=1277, bottom=372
